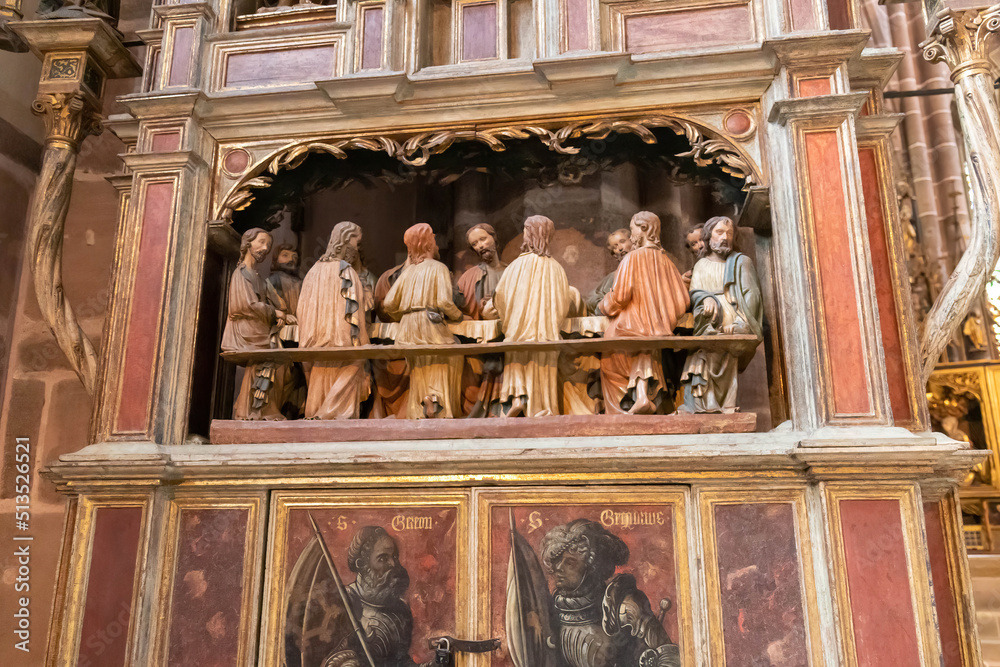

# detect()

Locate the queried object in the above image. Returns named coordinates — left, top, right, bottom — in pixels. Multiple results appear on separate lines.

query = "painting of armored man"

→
left=488, top=503, right=685, bottom=667
left=281, top=506, right=459, bottom=667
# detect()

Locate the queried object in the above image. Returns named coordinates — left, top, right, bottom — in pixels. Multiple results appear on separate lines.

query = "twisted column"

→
left=919, top=6, right=1000, bottom=382
left=27, top=91, right=103, bottom=394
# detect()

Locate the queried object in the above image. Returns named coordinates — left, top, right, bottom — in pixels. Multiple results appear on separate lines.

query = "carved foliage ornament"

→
left=922, top=6, right=1000, bottom=79
left=31, top=91, right=103, bottom=149
left=219, top=116, right=758, bottom=220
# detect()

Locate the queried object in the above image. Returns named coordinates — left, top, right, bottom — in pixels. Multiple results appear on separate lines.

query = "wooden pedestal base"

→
left=209, top=412, right=757, bottom=444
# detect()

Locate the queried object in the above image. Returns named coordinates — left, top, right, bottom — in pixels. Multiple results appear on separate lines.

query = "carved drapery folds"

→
left=219, top=115, right=758, bottom=220
left=919, top=5, right=1000, bottom=382
left=28, top=91, right=105, bottom=394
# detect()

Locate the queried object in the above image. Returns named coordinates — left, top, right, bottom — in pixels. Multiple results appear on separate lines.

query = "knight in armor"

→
left=322, top=526, right=430, bottom=667
left=540, top=519, right=681, bottom=667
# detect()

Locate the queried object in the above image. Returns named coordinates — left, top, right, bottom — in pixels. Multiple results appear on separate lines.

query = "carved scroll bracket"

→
left=919, top=5, right=1000, bottom=383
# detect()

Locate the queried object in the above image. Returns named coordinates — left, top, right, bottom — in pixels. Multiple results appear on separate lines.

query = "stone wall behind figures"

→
left=0, top=0, right=150, bottom=662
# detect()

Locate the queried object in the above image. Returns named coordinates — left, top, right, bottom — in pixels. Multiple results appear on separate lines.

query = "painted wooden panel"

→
left=116, top=181, right=175, bottom=433
left=564, top=0, right=590, bottom=52
left=797, top=77, right=831, bottom=97
left=859, top=147, right=912, bottom=423
left=361, top=6, right=385, bottom=70
left=224, top=45, right=339, bottom=88
left=78, top=507, right=143, bottom=667
left=168, top=26, right=194, bottom=87
left=166, top=508, right=250, bottom=666
left=624, top=5, right=753, bottom=53
left=150, top=131, right=181, bottom=153
left=714, top=503, right=809, bottom=665
left=924, top=502, right=962, bottom=667
left=789, top=0, right=818, bottom=32
left=463, top=2, right=499, bottom=60
left=803, top=131, right=871, bottom=416
left=839, top=499, right=920, bottom=667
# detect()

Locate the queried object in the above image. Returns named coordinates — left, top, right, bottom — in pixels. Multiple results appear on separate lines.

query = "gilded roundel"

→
left=722, top=108, right=756, bottom=141
left=222, top=148, right=252, bottom=178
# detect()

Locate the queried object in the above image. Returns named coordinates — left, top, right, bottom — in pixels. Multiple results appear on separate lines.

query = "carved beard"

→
left=276, top=261, right=298, bottom=275
left=477, top=246, right=496, bottom=264
left=339, top=244, right=360, bottom=266
left=710, top=237, right=732, bottom=256
left=251, top=248, right=269, bottom=264
left=357, top=565, right=410, bottom=605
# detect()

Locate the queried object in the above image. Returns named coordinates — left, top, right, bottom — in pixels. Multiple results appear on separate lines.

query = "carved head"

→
left=541, top=519, right=629, bottom=594
left=605, top=228, right=634, bottom=261
left=700, top=216, right=736, bottom=259
left=324, top=221, right=363, bottom=264
left=240, top=228, right=273, bottom=265
left=629, top=211, right=661, bottom=248
left=271, top=244, right=300, bottom=274
left=521, top=215, right=555, bottom=257
left=467, top=223, right=499, bottom=263
left=404, top=223, right=438, bottom=265
left=684, top=225, right=705, bottom=258
left=348, top=526, right=410, bottom=603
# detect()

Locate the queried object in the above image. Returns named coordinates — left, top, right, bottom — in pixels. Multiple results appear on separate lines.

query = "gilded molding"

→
left=918, top=5, right=1000, bottom=382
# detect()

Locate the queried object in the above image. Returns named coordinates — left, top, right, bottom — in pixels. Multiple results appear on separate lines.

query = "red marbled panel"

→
left=839, top=499, right=920, bottom=667
left=924, top=502, right=962, bottom=667
left=804, top=131, right=871, bottom=416
left=714, top=503, right=809, bottom=666
left=116, top=181, right=174, bottom=433
left=168, top=27, right=194, bottom=87
left=797, top=77, right=831, bottom=97
left=624, top=6, right=753, bottom=54
left=150, top=131, right=181, bottom=153
left=166, top=508, right=250, bottom=666
left=564, top=0, right=589, bottom=52
left=789, top=0, right=818, bottom=31
left=225, top=46, right=339, bottom=88
left=463, top=2, right=499, bottom=60
left=827, top=0, right=852, bottom=30
left=361, top=6, right=385, bottom=70
left=489, top=504, right=680, bottom=667
left=78, top=507, right=143, bottom=667
left=284, top=507, right=458, bottom=666
left=859, top=147, right=912, bottom=423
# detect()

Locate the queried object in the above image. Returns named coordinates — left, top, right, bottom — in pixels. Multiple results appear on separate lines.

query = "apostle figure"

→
left=682, top=223, right=704, bottom=285
left=298, top=222, right=372, bottom=420
left=680, top=216, right=763, bottom=414
left=600, top=211, right=689, bottom=415
left=486, top=215, right=571, bottom=417
left=585, top=228, right=634, bottom=315
left=222, top=228, right=291, bottom=420
left=383, top=223, right=465, bottom=418
left=370, top=258, right=410, bottom=418
left=268, top=243, right=307, bottom=417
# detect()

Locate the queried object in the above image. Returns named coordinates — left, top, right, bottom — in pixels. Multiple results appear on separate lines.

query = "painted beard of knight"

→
left=354, top=534, right=411, bottom=605
left=538, top=520, right=681, bottom=667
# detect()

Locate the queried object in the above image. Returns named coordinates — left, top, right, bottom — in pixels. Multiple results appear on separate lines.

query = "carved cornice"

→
left=922, top=6, right=1000, bottom=81
left=31, top=91, right=103, bottom=150
left=219, top=115, right=760, bottom=220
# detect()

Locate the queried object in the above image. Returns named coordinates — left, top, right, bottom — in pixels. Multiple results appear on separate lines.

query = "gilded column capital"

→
left=921, top=5, right=1000, bottom=81
left=31, top=91, right=103, bottom=150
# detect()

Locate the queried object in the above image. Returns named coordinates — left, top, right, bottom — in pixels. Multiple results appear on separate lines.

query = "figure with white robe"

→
left=486, top=215, right=571, bottom=417
left=383, top=223, right=465, bottom=419
left=298, top=222, right=372, bottom=419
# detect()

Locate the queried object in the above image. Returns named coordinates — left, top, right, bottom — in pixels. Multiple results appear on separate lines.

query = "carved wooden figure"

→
left=268, top=244, right=306, bottom=417
left=222, top=228, right=290, bottom=420
left=586, top=229, right=634, bottom=315
left=383, top=223, right=465, bottom=419
left=372, top=260, right=410, bottom=418
left=456, top=223, right=507, bottom=416
left=298, top=222, right=372, bottom=419
left=487, top=215, right=571, bottom=417
left=679, top=216, right=763, bottom=414
left=600, top=212, right=690, bottom=415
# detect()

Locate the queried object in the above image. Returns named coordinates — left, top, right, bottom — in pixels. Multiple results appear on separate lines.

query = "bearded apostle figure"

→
left=222, top=228, right=291, bottom=420
left=600, top=211, right=690, bottom=415
left=297, top=222, right=372, bottom=419
left=486, top=215, right=571, bottom=417
left=679, top=216, right=763, bottom=414
left=383, top=223, right=465, bottom=418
